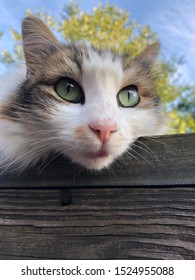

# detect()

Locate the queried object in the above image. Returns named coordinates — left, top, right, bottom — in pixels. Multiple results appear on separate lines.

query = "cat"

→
left=0, top=16, right=164, bottom=173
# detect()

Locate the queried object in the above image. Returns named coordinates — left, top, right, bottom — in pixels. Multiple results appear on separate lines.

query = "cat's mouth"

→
left=84, top=148, right=108, bottom=159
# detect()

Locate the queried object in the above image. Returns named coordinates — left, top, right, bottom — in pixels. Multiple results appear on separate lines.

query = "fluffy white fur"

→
left=0, top=17, right=164, bottom=173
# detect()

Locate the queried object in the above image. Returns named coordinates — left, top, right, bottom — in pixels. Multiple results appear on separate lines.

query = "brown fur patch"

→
left=74, top=126, right=87, bottom=140
left=121, top=42, right=160, bottom=107
left=0, top=105, right=19, bottom=121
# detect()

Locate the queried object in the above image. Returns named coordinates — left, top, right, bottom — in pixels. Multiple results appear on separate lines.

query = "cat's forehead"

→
left=82, top=46, right=121, bottom=67
left=81, top=46, right=124, bottom=88
left=63, top=44, right=124, bottom=73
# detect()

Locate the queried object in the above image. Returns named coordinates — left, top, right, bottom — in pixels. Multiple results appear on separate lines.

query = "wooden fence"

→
left=0, top=133, right=195, bottom=259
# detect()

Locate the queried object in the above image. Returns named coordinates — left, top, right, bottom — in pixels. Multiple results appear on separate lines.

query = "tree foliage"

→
left=0, top=2, right=194, bottom=133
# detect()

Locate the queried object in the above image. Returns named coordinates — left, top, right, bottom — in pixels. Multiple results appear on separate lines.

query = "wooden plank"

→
left=0, top=187, right=195, bottom=259
left=0, top=133, right=195, bottom=188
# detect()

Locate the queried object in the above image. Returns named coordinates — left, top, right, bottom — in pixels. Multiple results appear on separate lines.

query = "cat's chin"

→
left=68, top=151, right=114, bottom=171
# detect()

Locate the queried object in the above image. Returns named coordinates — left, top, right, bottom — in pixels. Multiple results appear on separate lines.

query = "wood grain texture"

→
left=0, top=187, right=195, bottom=260
left=0, top=133, right=195, bottom=188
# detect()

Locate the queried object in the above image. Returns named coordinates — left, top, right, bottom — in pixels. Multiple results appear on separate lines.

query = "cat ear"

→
left=22, top=16, right=59, bottom=74
left=135, top=42, right=160, bottom=70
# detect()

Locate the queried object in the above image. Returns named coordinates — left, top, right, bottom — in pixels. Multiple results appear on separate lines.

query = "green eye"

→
left=117, top=86, right=140, bottom=108
left=55, top=78, right=84, bottom=104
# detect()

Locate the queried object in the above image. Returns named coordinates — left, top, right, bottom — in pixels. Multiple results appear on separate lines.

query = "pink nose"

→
left=89, top=122, right=117, bottom=143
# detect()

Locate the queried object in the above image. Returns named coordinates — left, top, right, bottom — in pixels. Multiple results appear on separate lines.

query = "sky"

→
left=0, top=0, right=195, bottom=84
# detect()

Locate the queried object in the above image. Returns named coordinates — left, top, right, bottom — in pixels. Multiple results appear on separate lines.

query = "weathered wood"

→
left=0, top=133, right=195, bottom=188
left=0, top=187, right=195, bottom=260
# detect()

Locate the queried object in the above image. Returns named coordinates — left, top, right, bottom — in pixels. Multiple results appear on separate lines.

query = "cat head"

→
left=1, top=17, right=164, bottom=171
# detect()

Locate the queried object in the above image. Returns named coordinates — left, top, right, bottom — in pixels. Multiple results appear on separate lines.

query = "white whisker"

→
left=132, top=140, right=160, bottom=161
left=126, top=150, right=143, bottom=164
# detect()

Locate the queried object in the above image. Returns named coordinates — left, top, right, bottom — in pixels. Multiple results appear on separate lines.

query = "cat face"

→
left=0, top=17, right=164, bottom=172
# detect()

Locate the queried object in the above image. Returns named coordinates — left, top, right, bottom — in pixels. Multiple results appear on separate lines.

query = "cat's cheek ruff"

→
left=133, top=108, right=164, bottom=137
left=0, top=121, right=44, bottom=173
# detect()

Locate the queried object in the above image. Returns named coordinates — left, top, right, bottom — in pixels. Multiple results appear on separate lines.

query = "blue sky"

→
left=1, top=0, right=195, bottom=84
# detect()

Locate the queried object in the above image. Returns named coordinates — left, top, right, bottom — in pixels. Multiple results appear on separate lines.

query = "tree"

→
left=0, top=2, right=194, bottom=133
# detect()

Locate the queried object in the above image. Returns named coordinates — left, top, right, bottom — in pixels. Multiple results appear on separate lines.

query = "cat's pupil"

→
left=67, top=84, right=71, bottom=94
left=117, top=86, right=140, bottom=108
